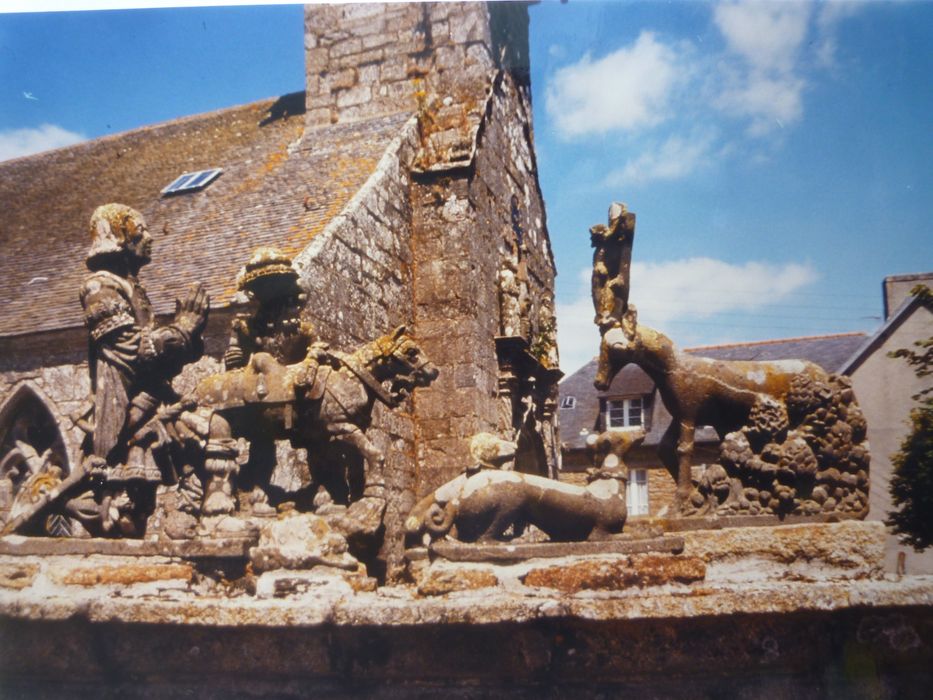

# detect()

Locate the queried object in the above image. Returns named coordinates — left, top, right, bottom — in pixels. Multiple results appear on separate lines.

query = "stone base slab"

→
left=0, top=534, right=257, bottom=559
left=407, top=534, right=684, bottom=563
left=653, top=510, right=867, bottom=532
left=2, top=600, right=932, bottom=697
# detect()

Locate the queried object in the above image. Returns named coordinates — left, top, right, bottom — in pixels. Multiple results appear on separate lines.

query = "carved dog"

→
left=406, top=431, right=627, bottom=543
left=597, top=309, right=829, bottom=513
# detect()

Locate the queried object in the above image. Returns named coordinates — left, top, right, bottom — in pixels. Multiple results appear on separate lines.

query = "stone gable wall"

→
left=410, top=69, right=557, bottom=496
left=304, top=2, right=495, bottom=127
left=293, top=117, right=420, bottom=576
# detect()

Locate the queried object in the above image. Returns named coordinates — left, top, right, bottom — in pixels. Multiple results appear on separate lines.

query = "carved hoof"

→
left=333, top=496, right=386, bottom=538
left=203, top=487, right=236, bottom=516
left=197, top=514, right=259, bottom=540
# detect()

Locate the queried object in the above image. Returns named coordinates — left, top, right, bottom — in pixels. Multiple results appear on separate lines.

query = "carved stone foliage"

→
left=0, top=384, right=72, bottom=536
left=687, top=374, right=870, bottom=517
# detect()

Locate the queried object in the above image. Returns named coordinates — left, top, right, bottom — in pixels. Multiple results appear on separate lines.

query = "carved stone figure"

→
left=225, top=247, right=324, bottom=370
left=191, top=326, right=438, bottom=534
left=597, top=306, right=869, bottom=517
left=220, top=248, right=331, bottom=514
left=498, top=241, right=531, bottom=339
left=585, top=426, right=646, bottom=480
left=591, top=202, right=635, bottom=335
left=406, top=433, right=627, bottom=543
left=74, top=204, right=208, bottom=534
left=530, top=295, right=560, bottom=369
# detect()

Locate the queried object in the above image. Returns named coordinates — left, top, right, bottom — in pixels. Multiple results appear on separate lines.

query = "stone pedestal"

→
left=1, top=521, right=931, bottom=695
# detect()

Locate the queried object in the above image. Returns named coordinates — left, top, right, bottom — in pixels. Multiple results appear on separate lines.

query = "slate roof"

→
left=0, top=92, right=410, bottom=337
left=684, top=332, right=868, bottom=370
left=558, top=332, right=868, bottom=452
left=840, top=294, right=930, bottom=375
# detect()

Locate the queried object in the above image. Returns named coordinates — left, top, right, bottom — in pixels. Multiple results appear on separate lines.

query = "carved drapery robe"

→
left=80, top=270, right=200, bottom=479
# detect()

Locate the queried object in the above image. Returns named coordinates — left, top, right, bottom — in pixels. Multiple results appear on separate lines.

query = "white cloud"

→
left=545, top=31, right=684, bottom=138
left=556, top=293, right=602, bottom=377
left=714, top=1, right=811, bottom=74
left=629, top=257, right=818, bottom=327
left=716, top=72, right=806, bottom=135
left=604, top=130, right=717, bottom=187
left=814, top=0, right=862, bottom=68
left=712, top=1, right=814, bottom=135
left=554, top=258, right=818, bottom=373
left=0, top=124, right=86, bottom=162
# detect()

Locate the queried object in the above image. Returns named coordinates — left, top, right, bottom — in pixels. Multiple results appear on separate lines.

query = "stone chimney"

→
left=883, top=273, right=933, bottom=320
left=304, top=2, right=530, bottom=128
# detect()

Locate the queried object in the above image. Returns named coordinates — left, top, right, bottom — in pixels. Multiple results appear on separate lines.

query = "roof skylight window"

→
left=161, top=168, right=223, bottom=196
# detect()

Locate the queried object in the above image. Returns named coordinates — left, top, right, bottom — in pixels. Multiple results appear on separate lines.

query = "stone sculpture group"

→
left=2, top=205, right=438, bottom=546
left=1, top=200, right=871, bottom=569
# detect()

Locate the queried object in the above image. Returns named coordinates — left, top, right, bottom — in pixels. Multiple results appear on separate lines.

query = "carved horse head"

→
left=368, top=326, right=439, bottom=403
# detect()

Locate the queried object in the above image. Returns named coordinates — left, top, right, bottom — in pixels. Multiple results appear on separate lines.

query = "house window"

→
left=559, top=396, right=576, bottom=409
left=605, top=397, right=643, bottom=430
left=161, top=168, right=223, bottom=196
left=627, top=468, right=649, bottom=516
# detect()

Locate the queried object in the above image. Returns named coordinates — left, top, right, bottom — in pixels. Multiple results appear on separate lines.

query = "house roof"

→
left=0, top=92, right=411, bottom=338
left=684, top=332, right=868, bottom=371
left=558, top=332, right=868, bottom=453
left=840, top=294, right=929, bottom=375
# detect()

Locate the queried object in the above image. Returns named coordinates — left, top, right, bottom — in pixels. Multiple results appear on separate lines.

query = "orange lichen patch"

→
left=280, top=153, right=381, bottom=255
left=56, top=563, right=193, bottom=587
left=348, top=572, right=378, bottom=593
left=522, top=555, right=706, bottom=594
left=417, top=567, right=499, bottom=597
left=0, top=562, right=40, bottom=589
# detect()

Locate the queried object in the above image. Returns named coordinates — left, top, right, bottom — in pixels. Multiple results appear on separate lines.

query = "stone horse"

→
left=597, top=308, right=829, bottom=513
left=193, top=326, right=439, bottom=519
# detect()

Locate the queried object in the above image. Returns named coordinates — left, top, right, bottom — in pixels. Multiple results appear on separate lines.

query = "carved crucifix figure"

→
left=591, top=201, right=636, bottom=334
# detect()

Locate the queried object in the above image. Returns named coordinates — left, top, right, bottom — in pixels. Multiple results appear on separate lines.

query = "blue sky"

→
left=1, top=1, right=930, bottom=374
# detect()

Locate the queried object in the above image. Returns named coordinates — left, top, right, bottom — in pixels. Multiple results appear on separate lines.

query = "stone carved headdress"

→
left=86, top=203, right=145, bottom=265
left=235, top=247, right=301, bottom=303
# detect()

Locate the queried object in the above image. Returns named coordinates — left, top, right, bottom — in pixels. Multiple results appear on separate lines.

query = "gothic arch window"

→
left=0, top=383, right=71, bottom=527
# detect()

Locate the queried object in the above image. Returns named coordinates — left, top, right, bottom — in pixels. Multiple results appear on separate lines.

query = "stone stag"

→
left=597, top=306, right=832, bottom=513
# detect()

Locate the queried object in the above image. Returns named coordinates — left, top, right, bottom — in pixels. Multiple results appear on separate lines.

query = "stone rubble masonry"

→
left=305, top=3, right=496, bottom=128
left=294, top=116, right=420, bottom=576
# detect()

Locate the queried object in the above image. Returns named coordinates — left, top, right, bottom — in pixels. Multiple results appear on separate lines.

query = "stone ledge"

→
left=411, top=535, right=684, bottom=563
left=0, top=535, right=256, bottom=560
left=1, top=575, right=930, bottom=628
left=653, top=510, right=867, bottom=531
left=3, top=604, right=931, bottom=695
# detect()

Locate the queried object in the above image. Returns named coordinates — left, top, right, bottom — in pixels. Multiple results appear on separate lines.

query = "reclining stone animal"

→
left=406, top=433, right=627, bottom=543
